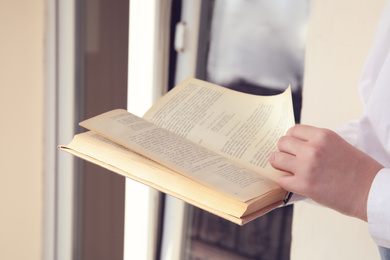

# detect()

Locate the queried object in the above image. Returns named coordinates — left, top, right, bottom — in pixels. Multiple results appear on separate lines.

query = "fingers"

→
left=277, top=135, right=306, bottom=156
left=269, top=127, right=309, bottom=173
left=278, top=175, right=301, bottom=194
left=269, top=151, right=296, bottom=173
left=269, top=151, right=301, bottom=193
left=270, top=124, right=326, bottom=194
left=286, top=124, right=319, bottom=141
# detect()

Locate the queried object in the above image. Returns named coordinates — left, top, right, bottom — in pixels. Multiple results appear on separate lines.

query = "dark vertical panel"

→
left=168, top=0, right=182, bottom=90
left=186, top=206, right=293, bottom=260
left=77, top=0, right=129, bottom=259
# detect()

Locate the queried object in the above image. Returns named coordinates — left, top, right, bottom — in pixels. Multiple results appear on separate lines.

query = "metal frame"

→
left=44, top=0, right=80, bottom=259
left=125, top=1, right=205, bottom=259
left=160, top=1, right=203, bottom=260
left=44, top=0, right=57, bottom=259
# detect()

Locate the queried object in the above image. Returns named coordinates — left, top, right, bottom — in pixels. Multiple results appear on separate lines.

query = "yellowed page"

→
left=144, top=78, right=295, bottom=182
left=60, top=131, right=249, bottom=218
left=80, top=109, right=279, bottom=202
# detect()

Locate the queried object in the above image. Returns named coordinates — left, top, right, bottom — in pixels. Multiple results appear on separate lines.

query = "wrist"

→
left=355, top=161, right=383, bottom=222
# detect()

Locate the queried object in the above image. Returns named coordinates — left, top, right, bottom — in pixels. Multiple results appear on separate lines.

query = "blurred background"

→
left=0, top=0, right=384, bottom=259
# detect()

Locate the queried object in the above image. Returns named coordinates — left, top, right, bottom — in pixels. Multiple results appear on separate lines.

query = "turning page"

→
left=144, top=78, right=295, bottom=182
left=80, top=109, right=280, bottom=202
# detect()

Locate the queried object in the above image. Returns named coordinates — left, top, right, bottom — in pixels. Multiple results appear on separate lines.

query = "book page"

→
left=80, top=110, right=280, bottom=202
left=144, top=78, right=295, bottom=182
left=61, top=131, right=246, bottom=218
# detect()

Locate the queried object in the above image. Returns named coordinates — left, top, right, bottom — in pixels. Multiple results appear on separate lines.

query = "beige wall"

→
left=0, top=1, right=45, bottom=259
left=291, top=0, right=386, bottom=259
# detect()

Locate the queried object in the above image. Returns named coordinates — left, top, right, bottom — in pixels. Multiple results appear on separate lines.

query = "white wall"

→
left=291, top=0, right=386, bottom=259
left=0, top=1, right=44, bottom=259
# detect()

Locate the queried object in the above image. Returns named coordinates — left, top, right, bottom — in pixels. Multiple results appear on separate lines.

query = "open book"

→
left=59, top=78, right=295, bottom=225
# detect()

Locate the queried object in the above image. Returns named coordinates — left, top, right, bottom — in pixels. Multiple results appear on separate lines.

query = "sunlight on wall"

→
left=0, top=1, right=45, bottom=260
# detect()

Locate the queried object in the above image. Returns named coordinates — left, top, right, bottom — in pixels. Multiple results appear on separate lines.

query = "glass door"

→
left=161, top=1, right=310, bottom=259
left=124, top=1, right=309, bottom=259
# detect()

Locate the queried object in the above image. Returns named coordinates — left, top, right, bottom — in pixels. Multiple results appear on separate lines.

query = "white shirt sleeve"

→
left=286, top=3, right=390, bottom=249
left=286, top=193, right=307, bottom=205
left=335, top=120, right=359, bottom=146
left=349, top=0, right=390, bottom=248
left=367, top=168, right=390, bottom=248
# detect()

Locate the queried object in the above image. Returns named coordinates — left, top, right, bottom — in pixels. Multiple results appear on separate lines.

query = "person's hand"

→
left=269, top=124, right=383, bottom=221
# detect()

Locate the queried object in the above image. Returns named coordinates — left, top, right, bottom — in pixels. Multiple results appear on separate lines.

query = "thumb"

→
left=278, top=175, right=298, bottom=194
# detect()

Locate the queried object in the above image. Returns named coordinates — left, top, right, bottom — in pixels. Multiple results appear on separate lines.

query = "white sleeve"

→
left=335, top=119, right=359, bottom=147
left=286, top=193, right=307, bottom=205
left=367, top=168, right=390, bottom=248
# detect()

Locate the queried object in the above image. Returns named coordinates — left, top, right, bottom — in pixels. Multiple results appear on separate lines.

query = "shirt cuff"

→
left=367, top=168, right=390, bottom=248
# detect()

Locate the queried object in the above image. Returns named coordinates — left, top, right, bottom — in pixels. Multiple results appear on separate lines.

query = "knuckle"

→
left=314, top=128, right=334, bottom=144
left=306, top=145, right=324, bottom=162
